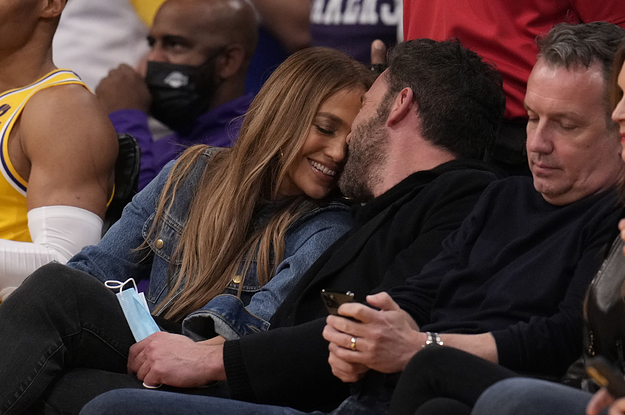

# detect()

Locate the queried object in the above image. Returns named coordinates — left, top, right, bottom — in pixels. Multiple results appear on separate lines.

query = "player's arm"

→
left=0, top=84, right=118, bottom=291
left=21, top=83, right=117, bottom=216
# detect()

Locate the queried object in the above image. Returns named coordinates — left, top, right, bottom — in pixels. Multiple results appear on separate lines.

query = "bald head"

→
left=150, top=0, right=258, bottom=66
left=207, top=0, right=259, bottom=62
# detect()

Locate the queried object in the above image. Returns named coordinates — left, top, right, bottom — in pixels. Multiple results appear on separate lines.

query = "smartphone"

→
left=320, top=289, right=355, bottom=316
left=586, top=356, right=625, bottom=398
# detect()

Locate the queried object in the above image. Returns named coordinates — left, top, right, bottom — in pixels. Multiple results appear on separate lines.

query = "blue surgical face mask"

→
left=106, top=278, right=160, bottom=342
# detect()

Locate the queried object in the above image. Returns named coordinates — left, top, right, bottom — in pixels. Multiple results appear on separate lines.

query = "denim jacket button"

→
left=155, top=239, right=164, bottom=249
left=232, top=275, right=242, bottom=284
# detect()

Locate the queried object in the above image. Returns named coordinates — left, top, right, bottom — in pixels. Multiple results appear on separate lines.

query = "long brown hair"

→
left=611, top=42, right=625, bottom=199
left=610, top=42, right=625, bottom=111
left=150, top=47, right=373, bottom=321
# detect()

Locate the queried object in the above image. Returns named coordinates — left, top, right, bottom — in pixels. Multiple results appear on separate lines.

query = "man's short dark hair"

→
left=383, top=39, right=506, bottom=160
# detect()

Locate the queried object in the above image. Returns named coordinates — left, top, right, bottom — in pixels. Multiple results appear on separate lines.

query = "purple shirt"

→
left=109, top=92, right=254, bottom=190
left=310, top=0, right=400, bottom=63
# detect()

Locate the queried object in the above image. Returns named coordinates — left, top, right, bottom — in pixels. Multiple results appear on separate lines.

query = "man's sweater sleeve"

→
left=390, top=197, right=484, bottom=327
left=491, top=213, right=619, bottom=377
left=224, top=319, right=348, bottom=412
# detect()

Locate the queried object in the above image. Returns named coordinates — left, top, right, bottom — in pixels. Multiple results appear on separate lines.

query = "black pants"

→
left=388, top=347, right=517, bottom=415
left=0, top=263, right=228, bottom=415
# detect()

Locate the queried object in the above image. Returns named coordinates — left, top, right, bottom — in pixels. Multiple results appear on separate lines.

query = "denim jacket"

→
left=68, top=149, right=352, bottom=340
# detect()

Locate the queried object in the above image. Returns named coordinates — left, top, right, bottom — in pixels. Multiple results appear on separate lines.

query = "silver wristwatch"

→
left=423, top=331, right=444, bottom=348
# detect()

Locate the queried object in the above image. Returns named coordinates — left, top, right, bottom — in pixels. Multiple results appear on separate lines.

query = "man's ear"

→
left=40, top=0, right=66, bottom=19
left=216, top=44, right=246, bottom=80
left=386, top=87, right=414, bottom=127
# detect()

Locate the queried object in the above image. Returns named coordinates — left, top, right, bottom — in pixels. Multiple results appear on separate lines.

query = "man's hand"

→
left=588, top=388, right=616, bottom=415
left=96, top=64, right=151, bottom=114
left=128, top=331, right=226, bottom=388
left=610, top=398, right=625, bottom=415
left=369, top=39, right=388, bottom=75
left=586, top=387, right=625, bottom=415
left=371, top=39, right=387, bottom=65
left=322, top=292, right=423, bottom=383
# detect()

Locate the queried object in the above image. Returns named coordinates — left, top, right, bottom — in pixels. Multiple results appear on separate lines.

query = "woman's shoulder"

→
left=288, top=198, right=353, bottom=236
left=282, top=198, right=353, bottom=255
left=200, top=146, right=224, bottom=159
left=300, top=197, right=352, bottom=220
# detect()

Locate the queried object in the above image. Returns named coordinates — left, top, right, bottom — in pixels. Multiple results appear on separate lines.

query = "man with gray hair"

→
left=51, top=21, right=625, bottom=415
left=316, top=20, right=625, bottom=412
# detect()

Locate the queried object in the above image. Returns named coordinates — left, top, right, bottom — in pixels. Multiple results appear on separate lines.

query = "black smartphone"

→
left=586, top=356, right=625, bottom=398
left=320, top=289, right=355, bottom=316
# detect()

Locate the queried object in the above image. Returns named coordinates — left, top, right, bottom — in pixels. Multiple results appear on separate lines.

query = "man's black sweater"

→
left=393, top=177, right=622, bottom=377
left=222, top=160, right=500, bottom=411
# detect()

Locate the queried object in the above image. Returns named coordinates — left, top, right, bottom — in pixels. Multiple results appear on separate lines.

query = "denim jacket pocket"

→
left=142, top=212, right=184, bottom=304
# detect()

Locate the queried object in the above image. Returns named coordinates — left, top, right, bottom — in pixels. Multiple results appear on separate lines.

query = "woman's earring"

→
left=279, top=149, right=284, bottom=159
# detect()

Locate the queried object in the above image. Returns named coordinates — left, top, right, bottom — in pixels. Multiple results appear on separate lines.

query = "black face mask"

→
left=145, top=52, right=221, bottom=132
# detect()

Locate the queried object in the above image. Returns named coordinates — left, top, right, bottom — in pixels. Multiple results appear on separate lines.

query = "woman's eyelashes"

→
left=315, top=124, right=337, bottom=136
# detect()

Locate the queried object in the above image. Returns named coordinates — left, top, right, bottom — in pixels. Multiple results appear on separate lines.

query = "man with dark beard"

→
left=95, top=0, right=258, bottom=189
left=27, top=39, right=503, bottom=414
left=62, top=39, right=506, bottom=413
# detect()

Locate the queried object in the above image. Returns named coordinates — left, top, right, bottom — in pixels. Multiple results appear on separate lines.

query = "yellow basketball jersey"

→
left=0, top=69, right=88, bottom=242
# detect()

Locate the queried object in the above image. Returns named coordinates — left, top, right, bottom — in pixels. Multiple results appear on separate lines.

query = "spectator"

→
left=49, top=38, right=504, bottom=414
left=0, top=46, right=374, bottom=414
left=0, top=0, right=118, bottom=300
left=96, top=0, right=258, bottom=189
left=338, top=21, right=625, bottom=415
left=404, top=0, right=625, bottom=175
left=430, top=39, right=625, bottom=415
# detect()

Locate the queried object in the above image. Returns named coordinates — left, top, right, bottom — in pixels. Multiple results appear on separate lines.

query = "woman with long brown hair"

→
left=0, top=47, right=373, bottom=413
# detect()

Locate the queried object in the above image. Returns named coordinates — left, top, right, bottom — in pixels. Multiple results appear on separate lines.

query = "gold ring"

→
left=350, top=336, right=357, bottom=351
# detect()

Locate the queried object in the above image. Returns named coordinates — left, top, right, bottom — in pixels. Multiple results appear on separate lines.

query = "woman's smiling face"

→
left=278, top=87, right=364, bottom=199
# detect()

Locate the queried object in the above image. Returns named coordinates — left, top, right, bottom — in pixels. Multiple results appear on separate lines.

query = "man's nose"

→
left=526, top=123, right=554, bottom=154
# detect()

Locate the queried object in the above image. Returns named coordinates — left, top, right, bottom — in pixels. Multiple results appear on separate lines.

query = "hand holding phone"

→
left=321, top=289, right=355, bottom=316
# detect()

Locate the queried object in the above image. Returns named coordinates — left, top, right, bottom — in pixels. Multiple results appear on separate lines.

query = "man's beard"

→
left=339, top=112, right=389, bottom=201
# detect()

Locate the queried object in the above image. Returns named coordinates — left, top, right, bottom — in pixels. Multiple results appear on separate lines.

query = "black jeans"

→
left=388, top=347, right=517, bottom=415
left=0, top=263, right=135, bottom=414
left=0, top=263, right=228, bottom=415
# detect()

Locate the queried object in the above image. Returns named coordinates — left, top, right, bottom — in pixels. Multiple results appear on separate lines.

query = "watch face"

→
left=426, top=332, right=443, bottom=346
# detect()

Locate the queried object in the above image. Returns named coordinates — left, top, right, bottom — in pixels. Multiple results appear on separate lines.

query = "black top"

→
left=222, top=159, right=501, bottom=411
left=392, top=176, right=622, bottom=377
